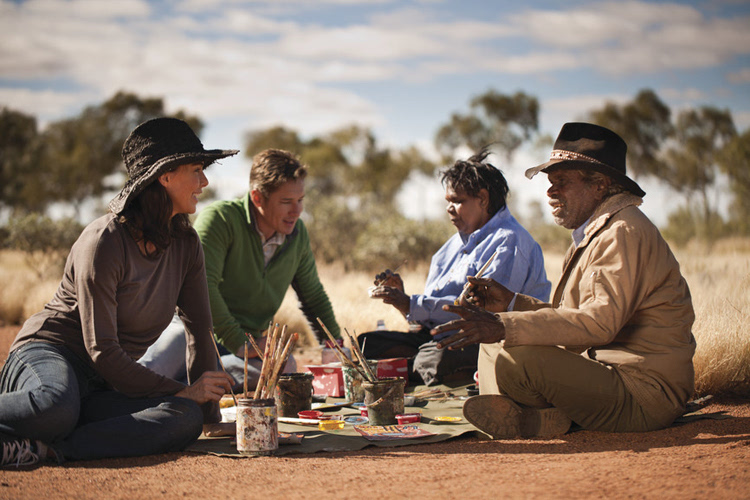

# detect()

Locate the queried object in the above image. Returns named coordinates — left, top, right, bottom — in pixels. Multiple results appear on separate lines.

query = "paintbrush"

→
left=254, top=323, right=278, bottom=399
left=316, top=317, right=359, bottom=371
left=345, top=328, right=377, bottom=382
left=244, top=341, right=248, bottom=399
left=263, top=332, right=298, bottom=399
left=209, top=329, right=238, bottom=406
left=454, top=249, right=499, bottom=305
left=244, top=332, right=264, bottom=358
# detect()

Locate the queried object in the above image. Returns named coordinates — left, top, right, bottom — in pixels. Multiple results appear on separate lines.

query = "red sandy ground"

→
left=1, top=325, right=748, bottom=499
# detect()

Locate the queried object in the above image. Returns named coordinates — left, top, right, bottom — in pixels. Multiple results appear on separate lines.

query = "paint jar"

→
left=236, top=398, right=278, bottom=456
left=363, top=377, right=405, bottom=426
left=318, top=419, right=345, bottom=431
left=275, top=372, right=314, bottom=418
left=342, top=361, right=378, bottom=403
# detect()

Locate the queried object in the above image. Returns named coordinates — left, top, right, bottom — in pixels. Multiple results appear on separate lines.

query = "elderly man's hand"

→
left=430, top=303, right=506, bottom=349
left=462, top=276, right=515, bottom=313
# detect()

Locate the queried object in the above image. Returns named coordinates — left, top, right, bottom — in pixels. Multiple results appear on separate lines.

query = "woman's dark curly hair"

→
left=118, top=166, right=192, bottom=258
left=440, top=147, right=509, bottom=216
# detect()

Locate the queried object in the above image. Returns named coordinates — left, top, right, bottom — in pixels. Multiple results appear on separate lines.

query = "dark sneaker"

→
left=1, top=438, right=45, bottom=468
left=463, top=395, right=571, bottom=439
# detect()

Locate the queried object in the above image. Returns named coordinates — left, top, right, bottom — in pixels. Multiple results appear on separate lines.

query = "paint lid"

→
left=298, top=410, right=324, bottom=419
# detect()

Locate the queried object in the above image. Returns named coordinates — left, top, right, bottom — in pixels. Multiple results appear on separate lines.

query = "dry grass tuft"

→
left=0, top=251, right=59, bottom=326
left=676, top=246, right=750, bottom=397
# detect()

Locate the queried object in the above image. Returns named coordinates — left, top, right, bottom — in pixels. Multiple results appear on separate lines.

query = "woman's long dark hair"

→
left=118, top=170, right=191, bottom=258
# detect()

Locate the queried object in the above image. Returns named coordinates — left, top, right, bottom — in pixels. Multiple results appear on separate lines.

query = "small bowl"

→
left=344, top=416, right=369, bottom=425
left=298, top=410, right=324, bottom=420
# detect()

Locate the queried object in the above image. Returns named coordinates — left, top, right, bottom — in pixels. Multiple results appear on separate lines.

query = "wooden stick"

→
left=263, top=325, right=288, bottom=397
left=264, top=332, right=298, bottom=399
left=345, top=328, right=377, bottom=382
left=244, top=333, right=263, bottom=358
left=316, top=317, right=358, bottom=369
left=475, top=249, right=499, bottom=278
left=254, top=324, right=276, bottom=399
left=209, top=329, right=238, bottom=406
left=244, top=341, right=248, bottom=399
left=455, top=249, right=499, bottom=305
left=341, top=331, right=371, bottom=381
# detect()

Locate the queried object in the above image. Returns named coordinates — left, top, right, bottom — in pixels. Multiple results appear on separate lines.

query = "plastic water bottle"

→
left=376, top=319, right=386, bottom=331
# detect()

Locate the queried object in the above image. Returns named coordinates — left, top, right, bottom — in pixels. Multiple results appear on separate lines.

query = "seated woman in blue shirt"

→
left=359, top=149, right=551, bottom=386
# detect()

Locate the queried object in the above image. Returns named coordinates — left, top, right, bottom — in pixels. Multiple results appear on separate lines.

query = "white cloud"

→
left=728, top=68, right=750, bottom=84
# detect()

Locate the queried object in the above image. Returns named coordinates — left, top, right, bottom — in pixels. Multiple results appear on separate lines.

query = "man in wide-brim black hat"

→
left=431, top=122, right=696, bottom=438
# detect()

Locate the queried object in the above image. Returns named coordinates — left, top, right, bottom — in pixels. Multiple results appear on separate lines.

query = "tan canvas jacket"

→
left=500, top=192, right=696, bottom=426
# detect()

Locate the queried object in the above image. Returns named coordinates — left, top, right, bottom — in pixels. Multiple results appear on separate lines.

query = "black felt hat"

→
left=108, top=117, right=239, bottom=214
left=525, top=122, right=645, bottom=197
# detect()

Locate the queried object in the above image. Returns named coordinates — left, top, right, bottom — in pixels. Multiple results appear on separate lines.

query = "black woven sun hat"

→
left=108, top=117, right=239, bottom=214
left=525, top=122, right=645, bottom=197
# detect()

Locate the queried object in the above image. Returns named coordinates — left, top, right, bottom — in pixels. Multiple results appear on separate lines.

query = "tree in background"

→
left=589, top=89, right=673, bottom=179
left=1, top=91, right=204, bottom=219
left=0, top=108, right=42, bottom=214
left=716, top=128, right=750, bottom=236
left=589, top=90, right=739, bottom=244
left=434, top=90, right=539, bottom=162
left=662, top=107, right=736, bottom=240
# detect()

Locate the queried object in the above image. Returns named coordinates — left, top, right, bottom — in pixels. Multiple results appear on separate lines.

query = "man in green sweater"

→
left=140, top=149, right=341, bottom=388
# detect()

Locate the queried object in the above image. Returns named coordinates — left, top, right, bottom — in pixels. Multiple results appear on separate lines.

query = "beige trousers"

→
left=477, top=343, right=665, bottom=432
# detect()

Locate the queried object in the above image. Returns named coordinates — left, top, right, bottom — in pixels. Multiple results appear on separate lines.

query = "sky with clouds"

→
left=1, top=0, right=749, bottom=224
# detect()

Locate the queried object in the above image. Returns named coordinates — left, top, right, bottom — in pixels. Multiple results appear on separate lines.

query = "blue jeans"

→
left=139, top=314, right=296, bottom=392
left=0, top=342, right=203, bottom=461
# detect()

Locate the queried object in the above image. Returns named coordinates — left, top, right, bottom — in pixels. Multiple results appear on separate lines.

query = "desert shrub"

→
left=663, top=206, right=730, bottom=247
left=3, top=213, right=83, bottom=279
left=529, top=223, right=572, bottom=255
left=305, top=196, right=453, bottom=272
left=350, top=215, right=454, bottom=271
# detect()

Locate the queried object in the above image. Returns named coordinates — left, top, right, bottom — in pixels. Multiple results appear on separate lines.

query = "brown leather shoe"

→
left=463, top=395, right=571, bottom=439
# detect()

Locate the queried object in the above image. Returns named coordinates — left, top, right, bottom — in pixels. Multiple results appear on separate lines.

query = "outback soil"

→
left=0, top=326, right=748, bottom=499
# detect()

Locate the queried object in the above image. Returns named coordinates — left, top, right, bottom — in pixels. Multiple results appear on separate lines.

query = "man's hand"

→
left=175, top=371, right=235, bottom=404
left=374, top=269, right=404, bottom=291
left=369, top=285, right=410, bottom=317
left=430, top=303, right=506, bottom=350
left=462, top=276, right=515, bottom=313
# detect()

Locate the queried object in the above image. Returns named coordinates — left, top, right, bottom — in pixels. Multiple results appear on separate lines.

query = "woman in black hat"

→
left=0, top=117, right=237, bottom=466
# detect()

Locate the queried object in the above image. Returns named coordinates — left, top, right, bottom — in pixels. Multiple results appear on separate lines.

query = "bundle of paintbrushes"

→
left=251, top=323, right=298, bottom=400
left=316, top=317, right=378, bottom=384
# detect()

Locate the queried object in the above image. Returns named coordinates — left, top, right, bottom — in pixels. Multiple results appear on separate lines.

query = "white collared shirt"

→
left=256, top=228, right=286, bottom=265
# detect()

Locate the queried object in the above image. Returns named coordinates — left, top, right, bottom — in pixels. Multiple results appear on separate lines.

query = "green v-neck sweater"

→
left=194, top=194, right=340, bottom=354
